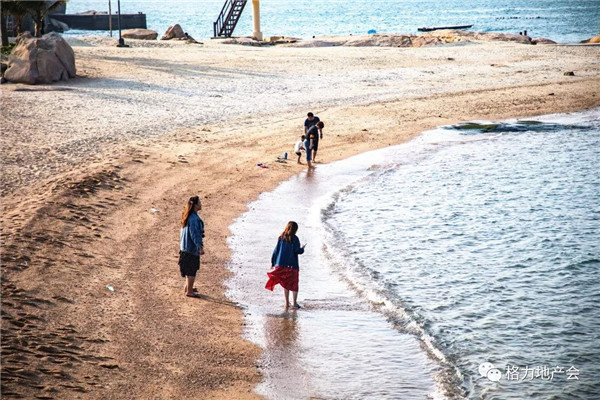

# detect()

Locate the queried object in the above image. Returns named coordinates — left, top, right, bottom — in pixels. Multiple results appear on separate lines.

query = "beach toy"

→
left=283, top=152, right=288, bottom=159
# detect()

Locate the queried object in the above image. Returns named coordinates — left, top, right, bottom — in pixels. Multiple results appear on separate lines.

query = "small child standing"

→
left=265, top=221, right=306, bottom=309
left=294, top=135, right=306, bottom=164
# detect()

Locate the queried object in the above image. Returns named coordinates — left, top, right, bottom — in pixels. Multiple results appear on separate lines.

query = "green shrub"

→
left=1, top=43, right=16, bottom=56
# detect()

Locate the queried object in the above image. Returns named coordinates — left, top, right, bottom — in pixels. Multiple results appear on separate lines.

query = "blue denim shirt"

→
left=271, top=236, right=304, bottom=269
left=180, top=212, right=204, bottom=256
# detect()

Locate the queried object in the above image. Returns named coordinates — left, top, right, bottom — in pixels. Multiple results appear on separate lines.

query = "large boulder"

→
left=4, top=32, right=76, bottom=85
left=161, top=24, right=185, bottom=40
left=122, top=28, right=158, bottom=40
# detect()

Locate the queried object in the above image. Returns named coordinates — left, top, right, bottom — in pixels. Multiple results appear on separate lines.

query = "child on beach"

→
left=179, top=195, right=205, bottom=298
left=295, top=135, right=306, bottom=163
left=265, top=221, right=306, bottom=309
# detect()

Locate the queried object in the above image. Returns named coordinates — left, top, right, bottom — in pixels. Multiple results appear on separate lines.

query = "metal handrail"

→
left=213, top=0, right=247, bottom=37
left=214, top=0, right=232, bottom=37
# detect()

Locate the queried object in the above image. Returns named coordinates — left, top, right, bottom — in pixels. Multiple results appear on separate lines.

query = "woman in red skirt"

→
left=265, top=221, right=306, bottom=309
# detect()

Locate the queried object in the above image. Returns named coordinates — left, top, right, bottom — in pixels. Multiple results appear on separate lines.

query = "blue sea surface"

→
left=65, top=0, right=600, bottom=43
left=322, top=109, right=600, bottom=399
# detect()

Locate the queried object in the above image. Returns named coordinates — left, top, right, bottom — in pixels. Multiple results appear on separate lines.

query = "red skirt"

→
left=265, top=266, right=299, bottom=292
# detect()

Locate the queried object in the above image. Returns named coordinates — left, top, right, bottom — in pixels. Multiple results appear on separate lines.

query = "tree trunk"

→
left=33, top=10, right=43, bottom=37
left=1, top=14, right=9, bottom=47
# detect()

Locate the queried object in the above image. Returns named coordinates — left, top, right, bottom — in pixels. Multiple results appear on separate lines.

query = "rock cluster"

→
left=224, top=30, right=558, bottom=48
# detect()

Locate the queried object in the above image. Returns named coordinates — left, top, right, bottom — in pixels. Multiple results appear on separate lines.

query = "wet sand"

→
left=1, top=36, right=599, bottom=398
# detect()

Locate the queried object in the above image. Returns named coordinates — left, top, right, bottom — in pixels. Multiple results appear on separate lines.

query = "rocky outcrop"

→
left=122, top=29, right=158, bottom=40
left=161, top=24, right=185, bottom=40
left=221, top=37, right=269, bottom=47
left=264, top=36, right=299, bottom=44
left=226, top=30, right=549, bottom=48
left=580, top=35, right=600, bottom=44
left=77, top=10, right=108, bottom=15
left=532, top=37, right=557, bottom=44
left=4, top=32, right=76, bottom=85
left=427, top=30, right=533, bottom=44
left=345, top=34, right=411, bottom=47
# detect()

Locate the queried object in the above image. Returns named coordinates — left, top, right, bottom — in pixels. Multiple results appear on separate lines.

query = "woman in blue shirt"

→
left=179, top=195, right=205, bottom=298
left=265, top=221, right=306, bottom=309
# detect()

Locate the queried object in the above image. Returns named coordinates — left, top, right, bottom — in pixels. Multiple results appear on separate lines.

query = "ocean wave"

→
left=321, top=186, right=467, bottom=400
left=317, top=108, right=600, bottom=399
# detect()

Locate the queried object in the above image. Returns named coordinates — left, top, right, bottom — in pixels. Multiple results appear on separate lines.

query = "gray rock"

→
left=161, top=24, right=185, bottom=40
left=4, top=32, right=76, bottom=85
left=122, top=29, right=158, bottom=40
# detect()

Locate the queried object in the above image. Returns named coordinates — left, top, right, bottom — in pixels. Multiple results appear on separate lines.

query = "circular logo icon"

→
left=487, top=368, right=502, bottom=382
left=479, top=362, right=495, bottom=377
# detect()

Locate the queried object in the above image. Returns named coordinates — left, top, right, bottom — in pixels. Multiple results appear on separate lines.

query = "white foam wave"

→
left=320, top=191, right=467, bottom=400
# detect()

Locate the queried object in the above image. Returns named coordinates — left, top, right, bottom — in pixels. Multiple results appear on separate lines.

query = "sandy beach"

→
left=1, top=35, right=599, bottom=399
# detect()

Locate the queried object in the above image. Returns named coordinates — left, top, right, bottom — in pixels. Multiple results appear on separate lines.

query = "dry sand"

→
left=1, top=36, right=599, bottom=399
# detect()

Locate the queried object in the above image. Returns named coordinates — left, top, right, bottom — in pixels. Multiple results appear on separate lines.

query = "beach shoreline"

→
left=1, top=37, right=599, bottom=398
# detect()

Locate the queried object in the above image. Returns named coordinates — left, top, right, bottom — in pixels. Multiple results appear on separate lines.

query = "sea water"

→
left=65, top=0, right=600, bottom=43
left=228, top=108, right=600, bottom=399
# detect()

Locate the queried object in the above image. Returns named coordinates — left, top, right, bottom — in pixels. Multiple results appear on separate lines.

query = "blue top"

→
left=304, top=116, right=320, bottom=131
left=271, top=236, right=304, bottom=269
left=180, top=212, right=204, bottom=256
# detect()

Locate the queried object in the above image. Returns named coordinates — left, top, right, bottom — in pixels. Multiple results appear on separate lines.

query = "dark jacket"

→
left=271, top=236, right=304, bottom=269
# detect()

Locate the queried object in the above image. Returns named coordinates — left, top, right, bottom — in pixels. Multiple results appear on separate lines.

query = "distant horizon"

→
left=63, top=0, right=600, bottom=43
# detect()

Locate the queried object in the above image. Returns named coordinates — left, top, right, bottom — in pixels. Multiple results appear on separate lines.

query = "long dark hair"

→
left=181, top=196, right=200, bottom=228
left=279, top=221, right=298, bottom=243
